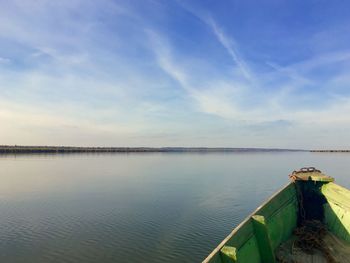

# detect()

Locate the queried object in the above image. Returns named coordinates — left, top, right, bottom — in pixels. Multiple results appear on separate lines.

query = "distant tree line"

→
left=310, top=150, right=350, bottom=152
left=0, top=146, right=306, bottom=154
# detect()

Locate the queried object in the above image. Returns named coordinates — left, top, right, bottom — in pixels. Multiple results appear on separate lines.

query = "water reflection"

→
left=0, top=152, right=349, bottom=262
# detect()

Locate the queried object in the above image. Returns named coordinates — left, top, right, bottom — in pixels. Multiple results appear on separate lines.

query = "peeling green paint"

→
left=203, top=172, right=350, bottom=263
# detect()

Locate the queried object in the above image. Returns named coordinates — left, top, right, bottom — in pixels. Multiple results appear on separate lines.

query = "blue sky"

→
left=1, top=0, right=350, bottom=148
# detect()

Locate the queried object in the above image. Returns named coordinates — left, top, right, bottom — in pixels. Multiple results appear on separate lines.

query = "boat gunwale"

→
left=220, top=196, right=297, bottom=254
left=322, top=183, right=350, bottom=210
left=202, top=181, right=294, bottom=263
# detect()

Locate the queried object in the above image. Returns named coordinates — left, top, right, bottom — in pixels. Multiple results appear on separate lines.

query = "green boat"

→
left=203, top=167, right=350, bottom=263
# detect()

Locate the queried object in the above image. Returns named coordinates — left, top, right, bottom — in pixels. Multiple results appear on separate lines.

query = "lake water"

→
left=0, top=152, right=349, bottom=263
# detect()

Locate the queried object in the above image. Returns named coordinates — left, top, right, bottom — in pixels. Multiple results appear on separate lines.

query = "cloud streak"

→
left=149, top=26, right=350, bottom=126
left=204, top=17, right=254, bottom=82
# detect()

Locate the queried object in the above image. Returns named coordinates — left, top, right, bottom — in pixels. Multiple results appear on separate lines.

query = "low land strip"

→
left=0, top=146, right=306, bottom=154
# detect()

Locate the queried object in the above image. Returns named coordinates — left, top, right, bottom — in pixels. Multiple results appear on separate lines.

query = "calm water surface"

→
left=0, top=152, right=349, bottom=263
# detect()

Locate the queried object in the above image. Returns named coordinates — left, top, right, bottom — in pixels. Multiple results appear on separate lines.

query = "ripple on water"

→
left=1, top=152, right=347, bottom=262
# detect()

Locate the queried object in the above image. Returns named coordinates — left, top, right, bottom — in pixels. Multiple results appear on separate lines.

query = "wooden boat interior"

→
left=203, top=168, right=350, bottom=263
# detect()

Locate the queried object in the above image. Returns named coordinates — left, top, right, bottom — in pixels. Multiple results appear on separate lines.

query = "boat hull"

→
left=203, top=174, right=350, bottom=263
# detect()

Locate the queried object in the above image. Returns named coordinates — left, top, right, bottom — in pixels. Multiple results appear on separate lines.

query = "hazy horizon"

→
left=1, top=1, right=350, bottom=148
left=0, top=145, right=308, bottom=150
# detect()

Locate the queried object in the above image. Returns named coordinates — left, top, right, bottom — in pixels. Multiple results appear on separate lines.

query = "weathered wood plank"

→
left=252, top=215, right=276, bottom=263
left=220, top=246, right=237, bottom=263
left=322, top=182, right=350, bottom=242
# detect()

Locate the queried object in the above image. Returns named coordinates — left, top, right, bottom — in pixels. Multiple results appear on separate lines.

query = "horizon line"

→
left=0, top=145, right=312, bottom=153
left=1, top=145, right=349, bottom=153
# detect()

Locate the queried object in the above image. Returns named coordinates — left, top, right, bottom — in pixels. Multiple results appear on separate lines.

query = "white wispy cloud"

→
left=148, top=30, right=244, bottom=119
left=0, top=57, right=11, bottom=64
left=205, top=17, right=254, bottom=82
left=176, top=1, right=254, bottom=83
left=149, top=26, right=350, bottom=128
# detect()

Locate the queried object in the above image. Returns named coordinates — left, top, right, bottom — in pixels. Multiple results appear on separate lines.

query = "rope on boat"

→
left=291, top=167, right=321, bottom=176
left=293, top=220, right=335, bottom=263
left=293, top=176, right=335, bottom=262
left=278, top=169, right=336, bottom=263
left=276, top=220, right=336, bottom=263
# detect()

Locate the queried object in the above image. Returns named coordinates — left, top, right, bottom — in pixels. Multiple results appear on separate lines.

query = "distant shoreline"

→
left=1, top=146, right=348, bottom=154
left=310, top=150, right=350, bottom=153
left=0, top=146, right=307, bottom=154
